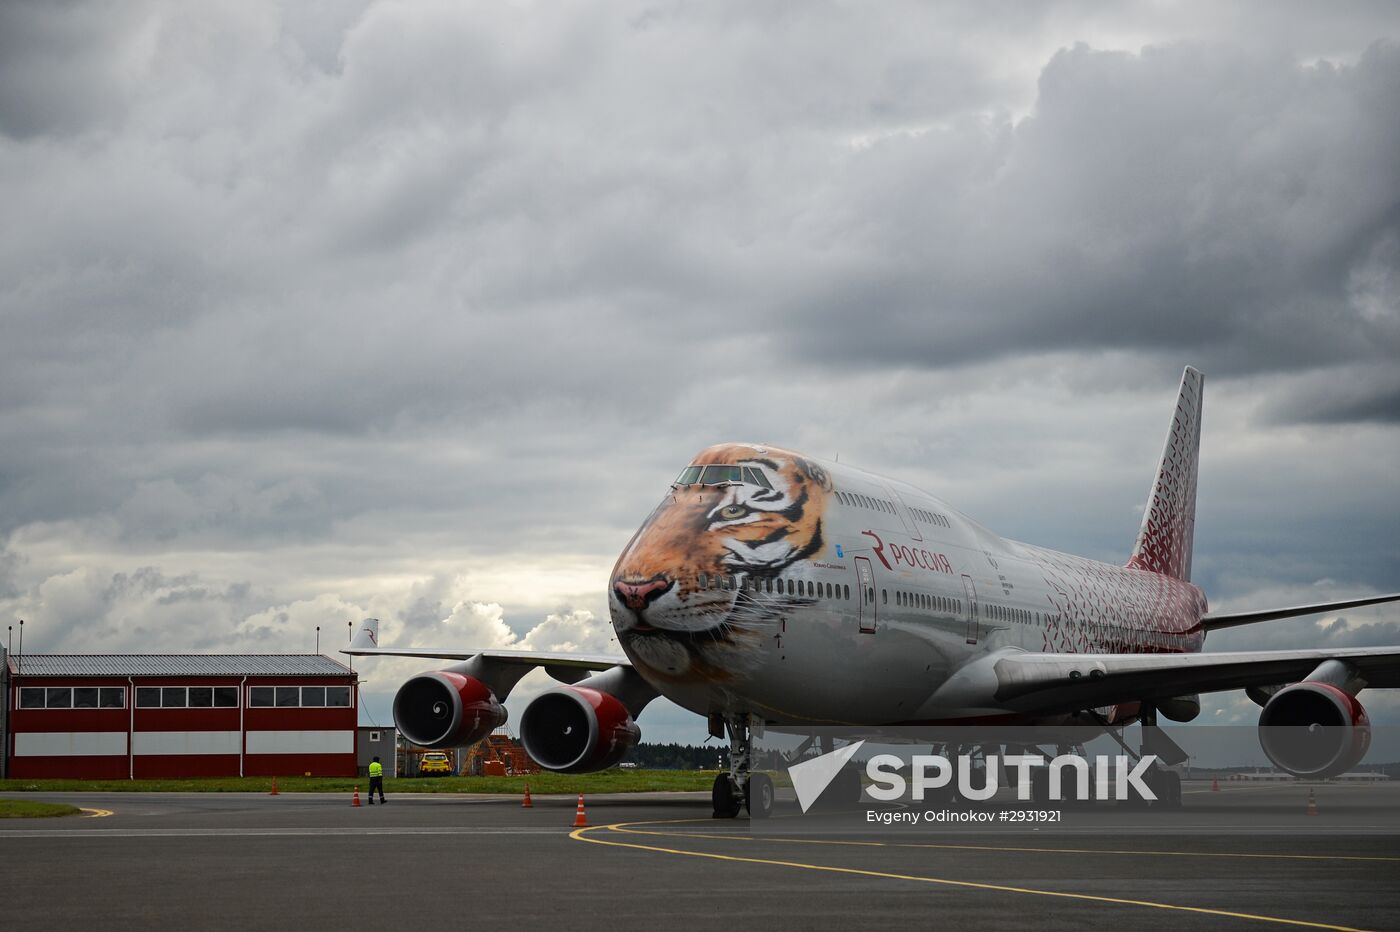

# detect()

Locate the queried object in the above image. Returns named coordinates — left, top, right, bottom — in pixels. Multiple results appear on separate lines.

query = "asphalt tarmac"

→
left=3, top=782, right=1399, bottom=931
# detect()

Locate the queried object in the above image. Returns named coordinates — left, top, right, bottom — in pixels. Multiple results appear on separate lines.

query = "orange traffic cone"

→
left=351, top=785, right=361, bottom=808
left=1306, top=789, right=1318, bottom=816
left=522, top=783, right=534, bottom=808
left=269, top=776, right=279, bottom=796
left=1211, top=776, right=1220, bottom=792
left=572, top=794, right=589, bottom=828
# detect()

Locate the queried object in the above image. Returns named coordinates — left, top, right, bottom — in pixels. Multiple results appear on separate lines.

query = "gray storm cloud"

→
left=1, top=1, right=1397, bottom=732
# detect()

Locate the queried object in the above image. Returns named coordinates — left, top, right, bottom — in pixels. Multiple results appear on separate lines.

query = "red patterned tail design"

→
left=1127, top=367, right=1203, bottom=581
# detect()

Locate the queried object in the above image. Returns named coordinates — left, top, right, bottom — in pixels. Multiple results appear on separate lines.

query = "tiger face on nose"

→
left=609, top=444, right=830, bottom=684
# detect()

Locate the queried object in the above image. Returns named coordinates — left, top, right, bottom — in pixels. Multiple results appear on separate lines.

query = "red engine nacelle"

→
left=519, top=686, right=640, bottom=774
left=1258, top=682, right=1371, bottom=779
left=393, top=671, right=507, bottom=749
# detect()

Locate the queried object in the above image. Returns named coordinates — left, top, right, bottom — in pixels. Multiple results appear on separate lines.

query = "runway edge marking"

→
left=570, top=819, right=1372, bottom=932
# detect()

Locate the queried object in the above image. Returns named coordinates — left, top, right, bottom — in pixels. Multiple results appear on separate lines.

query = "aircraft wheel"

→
left=1154, top=770, right=1183, bottom=810
left=712, top=773, right=742, bottom=819
left=745, top=773, right=774, bottom=819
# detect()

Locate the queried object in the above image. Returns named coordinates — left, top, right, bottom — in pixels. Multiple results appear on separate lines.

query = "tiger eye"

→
left=719, top=505, right=747, bottom=519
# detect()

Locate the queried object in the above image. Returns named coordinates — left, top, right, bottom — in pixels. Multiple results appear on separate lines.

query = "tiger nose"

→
left=614, top=577, right=673, bottom=611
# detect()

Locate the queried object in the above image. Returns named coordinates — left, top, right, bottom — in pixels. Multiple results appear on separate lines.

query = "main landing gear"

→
left=1088, top=704, right=1184, bottom=809
left=712, top=716, right=775, bottom=819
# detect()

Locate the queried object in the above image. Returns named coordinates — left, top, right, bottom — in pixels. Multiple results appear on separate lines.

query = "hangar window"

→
left=250, top=687, right=274, bottom=707
left=100, top=688, right=126, bottom=708
left=137, top=687, right=162, bottom=708
left=162, top=687, right=187, bottom=708
left=302, top=686, right=327, bottom=707
left=214, top=687, right=237, bottom=707
left=46, top=687, right=72, bottom=708
left=73, top=687, right=99, bottom=708
left=187, top=687, right=212, bottom=707
left=275, top=687, right=300, bottom=707
left=370, top=730, right=382, bottom=742
left=19, top=688, right=46, bottom=709
left=326, top=687, right=351, bottom=707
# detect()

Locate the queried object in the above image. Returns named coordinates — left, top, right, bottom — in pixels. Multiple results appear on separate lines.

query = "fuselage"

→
left=609, top=443, right=1207, bottom=726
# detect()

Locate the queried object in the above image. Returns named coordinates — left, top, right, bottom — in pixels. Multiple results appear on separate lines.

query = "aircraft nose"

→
left=614, top=577, right=673, bottom=611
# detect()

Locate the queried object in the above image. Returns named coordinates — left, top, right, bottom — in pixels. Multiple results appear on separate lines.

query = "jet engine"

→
left=393, top=670, right=507, bottom=749
left=519, top=685, right=641, bottom=774
left=1258, top=682, right=1371, bottom=779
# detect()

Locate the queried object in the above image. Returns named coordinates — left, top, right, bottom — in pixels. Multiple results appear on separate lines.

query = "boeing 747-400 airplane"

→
left=346, top=368, right=1399, bottom=817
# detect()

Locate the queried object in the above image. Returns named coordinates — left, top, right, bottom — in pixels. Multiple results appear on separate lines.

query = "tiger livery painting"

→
left=609, top=444, right=832, bottom=685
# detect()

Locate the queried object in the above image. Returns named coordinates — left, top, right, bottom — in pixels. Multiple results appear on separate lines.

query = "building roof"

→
left=5, top=654, right=354, bottom=678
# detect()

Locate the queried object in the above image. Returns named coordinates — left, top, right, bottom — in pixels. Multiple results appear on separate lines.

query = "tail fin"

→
left=1127, top=367, right=1203, bottom=580
left=350, top=617, right=380, bottom=650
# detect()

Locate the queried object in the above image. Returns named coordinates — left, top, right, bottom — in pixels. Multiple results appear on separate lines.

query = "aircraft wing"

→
left=338, top=618, right=630, bottom=672
left=1200, top=591, right=1400, bottom=631
left=943, top=646, right=1400, bottom=717
left=341, top=645, right=630, bottom=670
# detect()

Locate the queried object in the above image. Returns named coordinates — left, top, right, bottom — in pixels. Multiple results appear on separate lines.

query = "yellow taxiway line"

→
left=571, top=818, right=1374, bottom=931
left=609, top=823, right=1400, bottom=863
left=79, top=808, right=113, bottom=819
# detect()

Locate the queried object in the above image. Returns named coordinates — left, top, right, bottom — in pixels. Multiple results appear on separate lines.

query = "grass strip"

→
left=0, top=769, right=726, bottom=795
left=0, top=799, right=83, bottom=818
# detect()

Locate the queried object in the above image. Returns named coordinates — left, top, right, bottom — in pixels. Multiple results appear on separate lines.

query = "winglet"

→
left=350, top=618, right=380, bottom=650
left=1127, top=367, right=1203, bottom=581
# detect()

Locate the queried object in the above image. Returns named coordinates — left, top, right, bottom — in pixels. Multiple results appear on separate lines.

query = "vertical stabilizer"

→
left=1127, top=367, right=1203, bottom=581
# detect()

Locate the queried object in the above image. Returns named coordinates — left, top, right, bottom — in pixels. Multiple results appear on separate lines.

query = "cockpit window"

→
left=675, top=466, right=703, bottom=485
left=742, top=467, right=774, bottom=489
left=700, top=465, right=742, bottom=485
left=682, top=463, right=774, bottom=487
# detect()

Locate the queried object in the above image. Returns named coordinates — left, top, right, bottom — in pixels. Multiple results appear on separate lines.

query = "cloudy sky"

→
left=2, top=1, right=1398, bottom=737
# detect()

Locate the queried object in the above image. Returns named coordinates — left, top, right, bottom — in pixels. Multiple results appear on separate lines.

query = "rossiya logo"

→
left=787, top=743, right=1159, bottom=812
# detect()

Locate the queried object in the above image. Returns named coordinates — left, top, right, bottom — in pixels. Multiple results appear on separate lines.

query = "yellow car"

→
left=419, top=752, right=453, bottom=776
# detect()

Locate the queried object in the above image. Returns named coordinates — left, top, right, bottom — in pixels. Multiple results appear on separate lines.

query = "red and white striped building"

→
left=2, top=654, right=358, bottom=779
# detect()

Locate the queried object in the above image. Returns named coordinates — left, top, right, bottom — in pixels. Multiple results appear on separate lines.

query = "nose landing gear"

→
left=712, top=716, right=775, bottom=819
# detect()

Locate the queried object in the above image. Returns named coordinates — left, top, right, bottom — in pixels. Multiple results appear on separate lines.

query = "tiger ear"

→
left=794, top=457, right=833, bottom=492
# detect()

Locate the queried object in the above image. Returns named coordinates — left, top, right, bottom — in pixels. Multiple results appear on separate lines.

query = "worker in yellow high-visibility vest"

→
left=368, top=756, right=386, bottom=804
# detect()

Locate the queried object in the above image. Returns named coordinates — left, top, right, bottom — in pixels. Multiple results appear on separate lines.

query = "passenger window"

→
left=698, top=573, right=708, bottom=589
left=843, top=585, right=850, bottom=599
left=881, top=589, right=888, bottom=605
